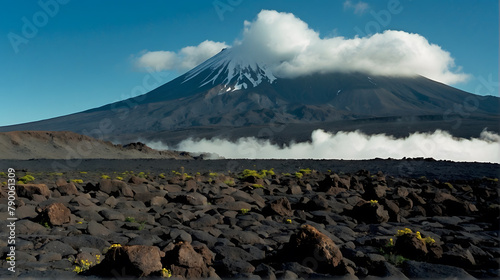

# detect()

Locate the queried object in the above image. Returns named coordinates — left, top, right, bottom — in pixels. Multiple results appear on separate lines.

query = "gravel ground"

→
left=1, top=158, right=498, bottom=181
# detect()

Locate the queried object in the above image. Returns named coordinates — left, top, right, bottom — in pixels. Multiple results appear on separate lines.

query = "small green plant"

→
left=370, top=200, right=378, bottom=205
left=138, top=221, right=146, bottom=231
left=79, top=171, right=87, bottom=174
left=125, top=217, right=136, bottom=223
left=252, top=184, right=265, bottom=188
left=240, top=208, right=250, bottom=215
left=240, top=169, right=262, bottom=179
left=299, top=168, right=312, bottom=175
left=485, top=177, right=499, bottom=182
left=115, top=176, right=123, bottom=181
left=260, top=169, right=275, bottom=176
left=444, top=182, right=453, bottom=189
left=137, top=172, right=147, bottom=178
left=395, top=228, right=435, bottom=244
left=224, top=180, right=235, bottom=186
left=396, top=228, right=413, bottom=236
left=0, top=172, right=6, bottom=177
left=294, top=172, right=303, bottom=179
left=159, top=173, right=166, bottom=179
left=388, top=238, right=394, bottom=247
left=286, top=219, right=292, bottom=224
left=41, top=221, right=50, bottom=229
left=209, top=172, right=219, bottom=177
left=109, top=244, right=121, bottom=249
left=101, top=175, right=110, bottom=180
left=162, top=267, right=172, bottom=278
left=19, top=175, right=35, bottom=183
left=72, top=255, right=101, bottom=274
left=385, top=253, right=408, bottom=266
left=71, top=179, right=84, bottom=184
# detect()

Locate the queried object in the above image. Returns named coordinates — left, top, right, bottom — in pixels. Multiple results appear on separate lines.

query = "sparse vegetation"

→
left=385, top=253, right=409, bottom=266
left=19, top=174, right=35, bottom=184
left=162, top=268, right=172, bottom=278
left=101, top=175, right=110, bottom=180
left=72, top=255, right=101, bottom=274
left=125, top=217, right=136, bottom=223
left=240, top=208, right=250, bottom=215
left=224, top=179, right=235, bottom=186
left=240, top=169, right=262, bottom=179
left=71, top=179, right=84, bottom=184
left=299, top=168, right=312, bottom=175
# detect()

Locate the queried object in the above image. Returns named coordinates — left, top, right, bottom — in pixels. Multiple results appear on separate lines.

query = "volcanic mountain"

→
left=1, top=48, right=499, bottom=144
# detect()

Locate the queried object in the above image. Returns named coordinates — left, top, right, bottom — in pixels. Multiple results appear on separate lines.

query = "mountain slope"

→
left=0, top=48, right=498, bottom=144
left=0, top=131, right=193, bottom=160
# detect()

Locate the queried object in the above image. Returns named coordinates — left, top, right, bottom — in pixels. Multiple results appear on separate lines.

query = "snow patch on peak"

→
left=183, top=48, right=277, bottom=93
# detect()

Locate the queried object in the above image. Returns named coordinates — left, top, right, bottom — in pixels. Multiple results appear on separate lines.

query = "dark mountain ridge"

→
left=1, top=48, right=498, bottom=144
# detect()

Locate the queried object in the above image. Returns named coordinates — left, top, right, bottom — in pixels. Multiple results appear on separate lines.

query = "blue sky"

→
left=1, top=0, right=498, bottom=126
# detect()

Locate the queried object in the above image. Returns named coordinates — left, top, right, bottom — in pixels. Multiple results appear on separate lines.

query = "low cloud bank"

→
left=148, top=130, right=500, bottom=163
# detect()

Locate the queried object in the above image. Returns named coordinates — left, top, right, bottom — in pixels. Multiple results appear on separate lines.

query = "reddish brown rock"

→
left=57, top=182, right=79, bottom=196
left=163, top=242, right=214, bottom=279
left=264, top=197, right=293, bottom=217
left=394, top=233, right=428, bottom=261
left=351, top=201, right=390, bottom=224
left=128, top=175, right=148, bottom=185
left=98, top=179, right=133, bottom=197
left=281, top=224, right=343, bottom=274
left=90, top=245, right=164, bottom=277
left=39, top=202, right=71, bottom=226
left=17, top=184, right=51, bottom=199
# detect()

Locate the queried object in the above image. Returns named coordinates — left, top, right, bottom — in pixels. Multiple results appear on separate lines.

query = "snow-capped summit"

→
left=183, top=48, right=277, bottom=93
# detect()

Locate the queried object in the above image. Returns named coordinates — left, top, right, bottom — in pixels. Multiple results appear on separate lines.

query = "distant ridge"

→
left=0, top=131, right=192, bottom=160
left=0, top=48, right=498, bottom=144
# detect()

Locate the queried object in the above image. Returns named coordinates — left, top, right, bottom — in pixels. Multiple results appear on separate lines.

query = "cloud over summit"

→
left=137, top=9, right=469, bottom=85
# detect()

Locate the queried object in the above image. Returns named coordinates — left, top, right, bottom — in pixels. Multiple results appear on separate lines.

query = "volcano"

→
left=1, top=48, right=499, bottom=144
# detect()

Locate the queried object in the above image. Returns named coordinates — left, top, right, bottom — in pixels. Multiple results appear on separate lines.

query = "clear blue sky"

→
left=1, top=0, right=498, bottom=126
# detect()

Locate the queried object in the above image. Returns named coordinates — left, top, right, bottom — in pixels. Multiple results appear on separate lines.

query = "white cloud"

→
left=136, top=10, right=469, bottom=85
left=231, top=10, right=469, bottom=84
left=136, top=40, right=228, bottom=72
left=344, top=0, right=370, bottom=15
left=148, top=129, right=500, bottom=163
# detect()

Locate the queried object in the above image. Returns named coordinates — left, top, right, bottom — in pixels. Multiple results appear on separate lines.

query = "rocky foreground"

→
left=0, top=167, right=499, bottom=279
